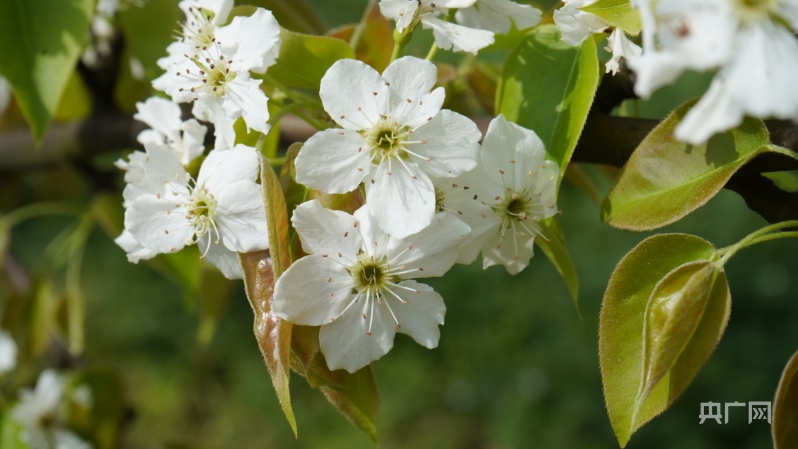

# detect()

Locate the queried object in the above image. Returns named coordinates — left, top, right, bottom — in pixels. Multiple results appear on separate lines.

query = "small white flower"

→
left=273, top=200, right=469, bottom=373
left=132, top=97, right=207, bottom=167
left=379, top=0, right=495, bottom=54
left=604, top=28, right=642, bottom=75
left=553, top=0, right=610, bottom=46
left=12, top=370, right=92, bottom=449
left=0, top=331, right=17, bottom=374
left=154, top=7, right=281, bottom=149
left=455, top=0, right=542, bottom=34
left=123, top=144, right=268, bottom=279
left=628, top=0, right=798, bottom=143
left=157, top=0, right=234, bottom=70
left=438, top=115, right=559, bottom=274
left=295, top=57, right=481, bottom=238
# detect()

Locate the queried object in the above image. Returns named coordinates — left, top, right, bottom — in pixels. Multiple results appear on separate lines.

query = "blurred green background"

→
left=2, top=0, right=797, bottom=448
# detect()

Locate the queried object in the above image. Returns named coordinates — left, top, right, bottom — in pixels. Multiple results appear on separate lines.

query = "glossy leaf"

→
left=634, top=261, right=730, bottom=424
left=0, top=0, right=94, bottom=141
left=536, top=216, right=580, bottom=314
left=599, top=234, right=717, bottom=447
left=602, top=100, right=771, bottom=230
left=774, top=350, right=798, bottom=449
left=266, top=28, right=355, bottom=90
left=327, top=3, right=393, bottom=72
left=497, top=24, right=599, bottom=187
left=245, top=0, right=326, bottom=34
left=118, top=0, right=180, bottom=82
left=580, top=0, right=642, bottom=35
left=238, top=156, right=296, bottom=434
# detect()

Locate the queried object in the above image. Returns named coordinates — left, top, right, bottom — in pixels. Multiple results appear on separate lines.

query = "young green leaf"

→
left=602, top=99, right=771, bottom=230
left=773, top=350, right=798, bottom=449
left=599, top=233, right=716, bottom=447
left=266, top=28, right=355, bottom=90
left=497, top=24, right=599, bottom=187
left=580, top=0, right=642, bottom=35
left=536, top=216, right=580, bottom=315
left=0, top=0, right=94, bottom=141
left=634, top=261, right=731, bottom=425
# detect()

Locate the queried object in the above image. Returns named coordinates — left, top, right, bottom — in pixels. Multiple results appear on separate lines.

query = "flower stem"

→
left=715, top=220, right=798, bottom=266
left=2, top=202, right=83, bottom=228
left=425, top=42, right=439, bottom=61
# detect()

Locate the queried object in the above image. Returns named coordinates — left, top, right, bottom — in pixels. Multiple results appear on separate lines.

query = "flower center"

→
left=365, top=119, right=413, bottom=163
left=496, top=191, right=530, bottom=222
left=732, top=0, right=780, bottom=22
left=176, top=47, right=237, bottom=98
left=186, top=185, right=220, bottom=250
left=350, top=254, right=393, bottom=293
left=181, top=7, right=217, bottom=48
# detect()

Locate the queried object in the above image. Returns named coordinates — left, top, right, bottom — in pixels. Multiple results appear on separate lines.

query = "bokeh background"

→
left=2, top=0, right=797, bottom=448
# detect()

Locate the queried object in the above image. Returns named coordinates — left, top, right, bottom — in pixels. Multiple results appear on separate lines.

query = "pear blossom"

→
left=553, top=0, right=641, bottom=74
left=0, top=330, right=16, bottom=374
left=156, top=0, right=234, bottom=70
left=123, top=144, right=268, bottom=279
left=273, top=200, right=469, bottom=373
left=436, top=115, right=559, bottom=274
left=153, top=7, right=281, bottom=149
left=295, top=57, right=481, bottom=238
left=0, top=76, right=12, bottom=116
left=455, top=0, right=542, bottom=34
left=628, top=0, right=798, bottom=143
left=379, top=0, right=495, bottom=54
left=12, top=370, right=92, bottom=449
left=134, top=97, right=207, bottom=166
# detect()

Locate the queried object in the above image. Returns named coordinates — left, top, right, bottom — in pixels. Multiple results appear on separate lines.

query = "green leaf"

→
left=238, top=156, right=296, bottom=435
left=497, top=24, right=599, bottom=187
left=266, top=28, right=355, bottom=90
left=634, top=261, right=730, bottom=425
left=602, top=100, right=771, bottom=230
left=535, top=216, right=579, bottom=315
left=318, top=366, right=380, bottom=443
left=118, top=0, right=181, bottom=82
left=599, top=234, right=717, bottom=447
left=774, top=350, right=798, bottom=449
left=0, top=0, right=94, bottom=141
left=326, top=2, right=393, bottom=72
left=244, top=0, right=326, bottom=35
left=580, top=0, right=642, bottom=35
left=0, top=412, right=27, bottom=449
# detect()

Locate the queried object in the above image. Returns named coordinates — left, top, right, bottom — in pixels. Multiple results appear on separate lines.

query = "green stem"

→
left=425, top=42, right=439, bottom=61
left=715, top=221, right=798, bottom=266
left=2, top=202, right=83, bottom=228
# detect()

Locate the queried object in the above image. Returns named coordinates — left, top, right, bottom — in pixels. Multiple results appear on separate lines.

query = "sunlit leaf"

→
left=536, top=216, right=579, bottom=314
left=266, top=28, right=355, bottom=90
left=773, top=350, right=798, bottom=449
left=0, top=0, right=94, bottom=141
left=0, top=413, right=27, bottom=449
left=580, top=0, right=642, bottom=35
left=497, top=24, right=599, bottom=187
left=634, top=261, right=730, bottom=425
left=599, top=234, right=717, bottom=447
left=602, top=99, right=770, bottom=230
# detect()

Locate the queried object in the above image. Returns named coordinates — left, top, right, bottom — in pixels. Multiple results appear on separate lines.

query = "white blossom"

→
left=628, top=0, right=798, bottom=143
left=273, top=200, right=469, bottom=373
left=605, top=29, right=642, bottom=75
left=437, top=115, right=559, bottom=274
left=123, top=144, right=268, bottom=279
left=455, top=0, right=542, bottom=34
left=156, top=0, right=234, bottom=70
left=132, top=97, right=207, bottom=167
left=379, top=0, right=495, bottom=54
left=153, top=7, right=281, bottom=149
left=295, top=57, right=481, bottom=239
left=12, top=370, right=92, bottom=449
left=0, top=330, right=16, bottom=374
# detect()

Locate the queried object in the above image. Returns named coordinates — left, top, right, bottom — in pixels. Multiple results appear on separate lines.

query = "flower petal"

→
left=674, top=77, right=742, bottom=144
left=295, top=128, right=372, bottom=193
left=319, top=293, right=396, bottom=373
left=387, top=280, right=445, bottom=348
left=456, top=0, right=541, bottom=34
left=408, top=110, right=481, bottom=178
left=382, top=57, right=444, bottom=128
left=198, top=145, right=260, bottom=193
left=273, top=255, right=357, bottom=326
left=200, top=236, right=245, bottom=279
left=379, top=0, right=419, bottom=31
left=215, top=180, right=269, bottom=252
left=386, top=211, right=470, bottom=278
left=114, top=230, right=158, bottom=263
left=223, top=74, right=271, bottom=135
left=134, top=97, right=182, bottom=141
left=320, top=59, right=389, bottom=130
left=291, top=200, right=363, bottom=258
left=216, top=8, right=281, bottom=73
left=480, top=115, right=547, bottom=191
left=126, top=195, right=193, bottom=253
left=421, top=15, right=495, bottom=54
left=366, top=158, right=435, bottom=239
left=481, top=223, right=536, bottom=274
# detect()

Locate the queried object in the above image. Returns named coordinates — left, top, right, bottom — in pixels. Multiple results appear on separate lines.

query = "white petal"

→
left=115, top=150, right=147, bottom=184
left=435, top=0, right=479, bottom=7
left=273, top=256, right=357, bottom=325
left=553, top=4, right=607, bottom=47
left=179, top=119, right=208, bottom=166
left=456, top=0, right=542, bottom=34
left=627, top=51, right=686, bottom=99
left=114, top=230, right=158, bottom=263
left=407, top=110, right=481, bottom=178
left=320, top=59, right=389, bottom=130
left=366, top=159, right=435, bottom=239
left=222, top=74, right=270, bottom=135
left=53, top=429, right=93, bottom=449
left=216, top=8, right=281, bottom=73
left=215, top=181, right=269, bottom=252
left=195, top=97, right=236, bottom=149
left=126, top=195, right=193, bottom=253
left=480, top=115, right=546, bottom=190
left=134, top=97, right=182, bottom=142
left=674, top=77, right=742, bottom=144
left=294, top=129, right=372, bottom=193
left=353, top=205, right=391, bottom=259
left=291, top=200, right=363, bottom=258
left=200, top=237, right=244, bottom=279
left=481, top=221, right=536, bottom=274
left=605, top=29, right=642, bottom=75
left=379, top=0, right=419, bottom=31
left=386, top=212, right=470, bottom=278
left=421, top=16, right=495, bottom=54
left=382, top=57, right=443, bottom=128
left=655, top=0, right=735, bottom=70
left=319, top=293, right=396, bottom=372
left=0, top=331, right=17, bottom=374
left=198, top=145, right=260, bottom=193
left=388, top=281, right=445, bottom=348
